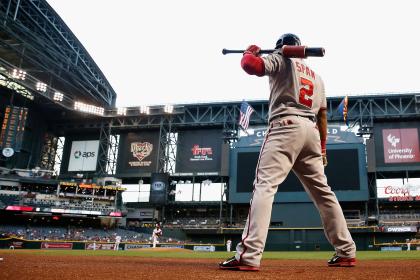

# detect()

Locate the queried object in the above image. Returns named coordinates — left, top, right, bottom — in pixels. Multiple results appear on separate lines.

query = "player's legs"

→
left=292, top=119, right=356, bottom=258
left=234, top=117, right=306, bottom=267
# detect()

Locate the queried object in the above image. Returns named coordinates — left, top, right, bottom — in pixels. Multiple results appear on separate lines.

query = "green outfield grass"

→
left=1, top=250, right=420, bottom=260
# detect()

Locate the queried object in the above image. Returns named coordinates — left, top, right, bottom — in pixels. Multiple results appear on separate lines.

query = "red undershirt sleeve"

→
left=241, top=54, right=265, bottom=76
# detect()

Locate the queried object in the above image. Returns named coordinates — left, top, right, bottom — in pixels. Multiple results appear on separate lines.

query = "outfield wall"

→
left=1, top=227, right=417, bottom=252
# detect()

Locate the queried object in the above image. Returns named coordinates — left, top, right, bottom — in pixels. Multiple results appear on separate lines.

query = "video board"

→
left=175, top=129, right=223, bottom=174
left=229, top=144, right=369, bottom=203
left=116, top=132, right=160, bottom=176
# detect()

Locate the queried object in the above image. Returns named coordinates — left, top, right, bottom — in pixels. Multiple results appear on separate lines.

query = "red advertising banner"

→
left=382, top=128, right=420, bottom=163
left=41, top=242, right=73, bottom=249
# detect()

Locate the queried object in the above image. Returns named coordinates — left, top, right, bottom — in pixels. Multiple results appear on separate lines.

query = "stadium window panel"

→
left=122, top=184, right=150, bottom=203
left=175, top=183, right=193, bottom=202
left=200, top=183, right=226, bottom=202
left=193, top=183, right=200, bottom=202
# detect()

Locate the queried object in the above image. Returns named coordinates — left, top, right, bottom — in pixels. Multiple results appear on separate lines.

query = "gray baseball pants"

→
left=235, top=115, right=356, bottom=267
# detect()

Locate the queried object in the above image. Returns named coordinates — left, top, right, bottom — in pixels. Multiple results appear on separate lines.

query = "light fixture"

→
left=36, top=82, right=47, bottom=92
left=178, top=180, right=185, bottom=184
left=164, top=104, right=174, bottom=114
left=12, top=69, right=26, bottom=80
left=53, top=91, right=64, bottom=102
left=117, top=107, right=127, bottom=116
left=185, top=180, right=192, bottom=184
left=170, top=180, right=178, bottom=186
left=140, top=106, right=150, bottom=114
left=74, top=101, right=104, bottom=116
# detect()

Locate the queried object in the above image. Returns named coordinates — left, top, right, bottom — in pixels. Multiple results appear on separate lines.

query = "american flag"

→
left=239, top=101, right=255, bottom=130
left=337, top=96, right=349, bottom=126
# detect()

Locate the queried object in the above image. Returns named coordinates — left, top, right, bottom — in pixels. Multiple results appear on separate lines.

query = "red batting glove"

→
left=244, top=45, right=261, bottom=56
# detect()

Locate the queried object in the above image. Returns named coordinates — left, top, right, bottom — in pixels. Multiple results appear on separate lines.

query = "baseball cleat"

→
left=219, top=256, right=260, bottom=271
left=327, top=254, right=356, bottom=267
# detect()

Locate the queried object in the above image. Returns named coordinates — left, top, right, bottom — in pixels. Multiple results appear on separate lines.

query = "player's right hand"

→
left=244, top=45, right=261, bottom=56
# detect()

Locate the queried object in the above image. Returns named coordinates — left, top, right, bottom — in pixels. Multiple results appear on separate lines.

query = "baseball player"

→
left=114, top=235, right=121, bottom=251
left=219, top=34, right=356, bottom=271
left=152, top=223, right=162, bottom=248
left=226, top=239, right=232, bottom=252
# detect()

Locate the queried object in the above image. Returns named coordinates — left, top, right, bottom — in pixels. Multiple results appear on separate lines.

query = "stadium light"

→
left=74, top=101, right=104, bottom=116
left=53, top=91, right=64, bottom=102
left=12, top=69, right=26, bottom=80
left=36, top=82, right=47, bottom=92
left=139, top=105, right=150, bottom=115
left=117, top=107, right=127, bottom=116
left=164, top=104, right=174, bottom=114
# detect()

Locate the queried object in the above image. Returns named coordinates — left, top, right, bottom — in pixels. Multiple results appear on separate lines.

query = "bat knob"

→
left=222, top=49, right=228, bottom=55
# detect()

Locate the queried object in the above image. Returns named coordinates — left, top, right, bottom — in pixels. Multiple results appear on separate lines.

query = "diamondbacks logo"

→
left=129, top=142, right=153, bottom=167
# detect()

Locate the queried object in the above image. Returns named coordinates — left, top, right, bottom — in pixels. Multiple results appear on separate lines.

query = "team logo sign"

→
left=129, top=142, right=153, bottom=167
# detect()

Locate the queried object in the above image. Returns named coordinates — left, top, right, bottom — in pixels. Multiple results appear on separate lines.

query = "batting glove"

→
left=244, top=45, right=261, bottom=56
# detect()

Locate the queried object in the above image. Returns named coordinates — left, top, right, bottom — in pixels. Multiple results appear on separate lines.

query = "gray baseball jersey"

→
left=262, top=52, right=327, bottom=121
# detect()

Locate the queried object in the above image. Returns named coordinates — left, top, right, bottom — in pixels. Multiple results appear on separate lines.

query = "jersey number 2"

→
left=299, top=77, right=313, bottom=108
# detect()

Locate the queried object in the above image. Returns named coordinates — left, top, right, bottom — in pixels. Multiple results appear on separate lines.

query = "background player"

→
left=219, top=33, right=356, bottom=271
left=152, top=223, right=162, bottom=248
left=226, top=239, right=232, bottom=252
left=114, top=234, right=121, bottom=251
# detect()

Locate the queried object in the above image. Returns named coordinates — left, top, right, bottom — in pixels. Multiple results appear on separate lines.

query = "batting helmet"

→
left=275, top=33, right=301, bottom=49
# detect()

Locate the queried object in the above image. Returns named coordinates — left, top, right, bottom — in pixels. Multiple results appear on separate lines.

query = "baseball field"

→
left=1, top=249, right=419, bottom=280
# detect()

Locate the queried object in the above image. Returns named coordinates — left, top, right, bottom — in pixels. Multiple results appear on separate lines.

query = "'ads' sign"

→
left=68, top=140, right=99, bottom=171
left=382, top=128, right=420, bottom=163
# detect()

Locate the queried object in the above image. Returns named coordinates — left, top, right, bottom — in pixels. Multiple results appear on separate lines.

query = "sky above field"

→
left=47, top=0, right=420, bottom=107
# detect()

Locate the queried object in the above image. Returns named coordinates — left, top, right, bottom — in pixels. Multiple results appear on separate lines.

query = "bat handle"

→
left=222, top=49, right=244, bottom=55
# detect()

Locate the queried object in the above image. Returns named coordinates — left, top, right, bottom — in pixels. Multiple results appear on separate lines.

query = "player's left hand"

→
left=322, top=151, right=328, bottom=167
left=244, top=45, right=261, bottom=56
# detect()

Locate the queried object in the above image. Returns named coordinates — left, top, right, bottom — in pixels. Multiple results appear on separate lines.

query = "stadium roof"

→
left=0, top=0, right=117, bottom=108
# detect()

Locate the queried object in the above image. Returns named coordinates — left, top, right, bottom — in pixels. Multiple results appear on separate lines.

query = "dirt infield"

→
left=1, top=252, right=419, bottom=280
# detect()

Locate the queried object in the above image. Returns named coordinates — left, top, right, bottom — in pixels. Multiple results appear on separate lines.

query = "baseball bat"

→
left=222, top=46, right=325, bottom=58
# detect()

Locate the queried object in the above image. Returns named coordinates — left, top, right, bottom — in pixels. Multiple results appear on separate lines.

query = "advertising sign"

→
left=176, top=129, right=223, bottom=173
left=193, top=245, right=215, bottom=252
left=125, top=244, right=151, bottom=250
left=374, top=122, right=420, bottom=170
left=85, top=243, right=115, bottom=250
left=41, top=242, right=73, bottom=249
left=376, top=178, right=420, bottom=201
left=149, top=173, right=169, bottom=204
left=384, top=226, right=417, bottom=233
left=116, top=132, right=159, bottom=175
left=382, top=128, right=420, bottom=163
left=67, top=140, right=99, bottom=171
